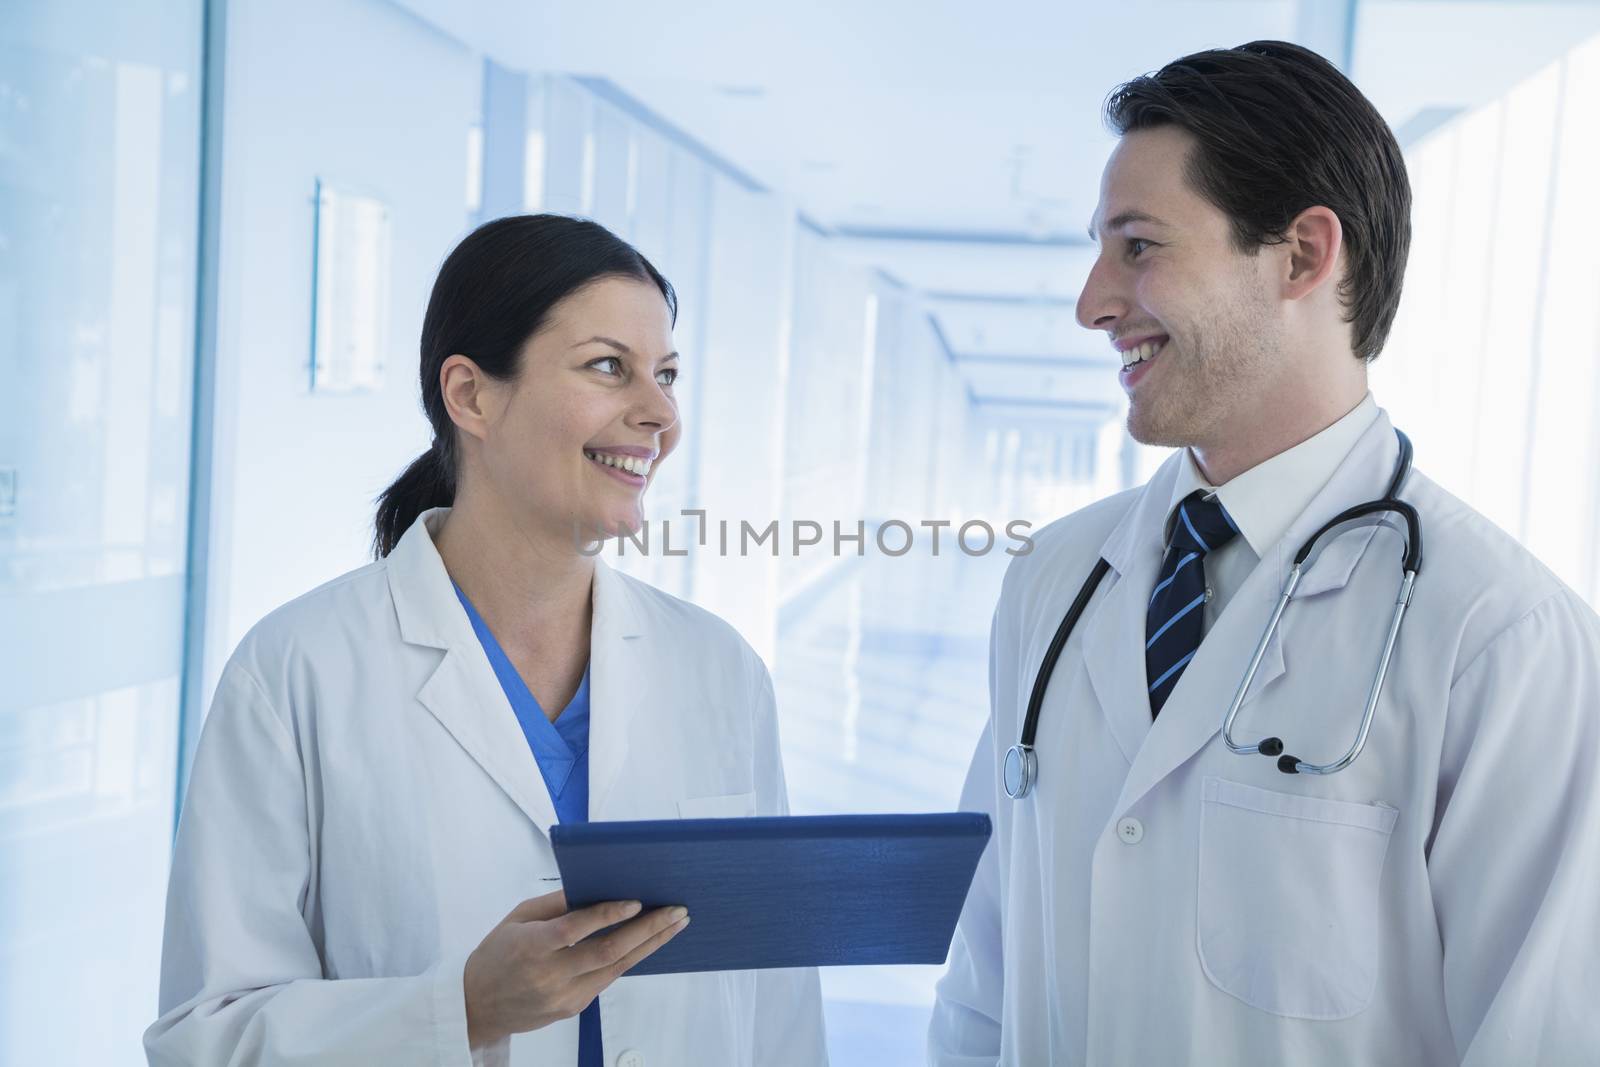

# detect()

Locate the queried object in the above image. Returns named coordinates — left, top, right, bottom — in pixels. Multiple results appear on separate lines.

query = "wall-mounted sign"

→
left=309, top=180, right=390, bottom=393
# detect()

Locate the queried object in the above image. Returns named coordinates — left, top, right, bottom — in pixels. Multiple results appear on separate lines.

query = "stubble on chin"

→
left=1125, top=348, right=1206, bottom=449
left=1127, top=312, right=1272, bottom=452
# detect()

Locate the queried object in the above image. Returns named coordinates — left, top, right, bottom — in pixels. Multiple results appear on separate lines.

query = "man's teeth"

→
left=1121, top=339, right=1166, bottom=369
left=584, top=450, right=652, bottom=477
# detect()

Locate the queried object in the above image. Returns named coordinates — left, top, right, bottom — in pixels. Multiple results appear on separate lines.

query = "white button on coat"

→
left=1116, top=817, right=1144, bottom=844
left=616, top=1050, right=645, bottom=1067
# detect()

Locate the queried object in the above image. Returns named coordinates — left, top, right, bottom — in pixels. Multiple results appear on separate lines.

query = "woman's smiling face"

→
left=470, top=275, right=681, bottom=544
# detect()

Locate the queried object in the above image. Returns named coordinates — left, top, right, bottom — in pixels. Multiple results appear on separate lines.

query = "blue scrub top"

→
left=454, top=584, right=600, bottom=1067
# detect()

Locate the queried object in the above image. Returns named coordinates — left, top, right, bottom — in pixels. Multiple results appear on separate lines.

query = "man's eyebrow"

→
left=1087, top=210, right=1170, bottom=242
left=574, top=336, right=680, bottom=360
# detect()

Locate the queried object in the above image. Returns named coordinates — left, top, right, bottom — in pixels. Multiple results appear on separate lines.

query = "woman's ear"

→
left=1282, top=205, right=1344, bottom=302
left=439, top=355, right=498, bottom=443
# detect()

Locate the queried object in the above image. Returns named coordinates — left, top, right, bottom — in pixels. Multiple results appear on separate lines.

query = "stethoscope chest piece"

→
left=1004, top=744, right=1037, bottom=799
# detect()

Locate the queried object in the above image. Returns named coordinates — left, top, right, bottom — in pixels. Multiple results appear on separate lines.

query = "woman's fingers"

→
left=503, top=889, right=569, bottom=925
left=594, top=912, right=691, bottom=982
left=564, top=906, right=688, bottom=975
left=548, top=899, right=646, bottom=947
left=463, top=898, right=690, bottom=1044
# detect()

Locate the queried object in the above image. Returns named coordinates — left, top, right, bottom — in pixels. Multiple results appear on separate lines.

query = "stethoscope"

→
left=1003, top=430, right=1422, bottom=799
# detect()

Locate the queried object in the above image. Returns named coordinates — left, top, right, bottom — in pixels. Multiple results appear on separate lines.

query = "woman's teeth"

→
left=585, top=450, right=652, bottom=477
left=1122, top=339, right=1166, bottom=369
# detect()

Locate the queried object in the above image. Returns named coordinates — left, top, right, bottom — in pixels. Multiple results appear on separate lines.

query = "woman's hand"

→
left=463, top=890, right=689, bottom=1050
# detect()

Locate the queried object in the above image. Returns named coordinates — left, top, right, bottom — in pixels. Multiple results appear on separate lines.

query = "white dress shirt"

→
left=1166, top=393, right=1379, bottom=632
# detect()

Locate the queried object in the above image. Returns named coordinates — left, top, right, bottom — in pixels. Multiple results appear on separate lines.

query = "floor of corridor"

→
left=772, top=545, right=1012, bottom=1065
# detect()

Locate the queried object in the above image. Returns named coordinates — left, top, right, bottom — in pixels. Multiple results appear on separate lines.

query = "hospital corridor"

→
left=5, top=1, right=1600, bottom=1064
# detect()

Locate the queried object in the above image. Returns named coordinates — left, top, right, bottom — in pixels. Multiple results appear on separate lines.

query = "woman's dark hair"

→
left=373, top=214, right=676, bottom=557
left=1105, top=40, right=1411, bottom=362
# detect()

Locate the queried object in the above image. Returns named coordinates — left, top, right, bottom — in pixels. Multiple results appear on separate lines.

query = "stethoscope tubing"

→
left=1005, top=430, right=1417, bottom=799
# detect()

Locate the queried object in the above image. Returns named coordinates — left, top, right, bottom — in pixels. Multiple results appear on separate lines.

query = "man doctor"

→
left=929, top=41, right=1600, bottom=1065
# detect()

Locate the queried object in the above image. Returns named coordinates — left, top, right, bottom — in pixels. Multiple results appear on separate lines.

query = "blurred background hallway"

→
left=6, top=1, right=1600, bottom=1061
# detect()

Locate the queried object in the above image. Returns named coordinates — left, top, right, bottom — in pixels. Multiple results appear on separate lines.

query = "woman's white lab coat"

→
left=929, top=411, right=1600, bottom=1065
left=145, top=509, right=828, bottom=1067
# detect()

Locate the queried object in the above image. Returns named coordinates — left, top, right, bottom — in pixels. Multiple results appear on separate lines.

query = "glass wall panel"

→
left=0, top=2, right=203, bottom=1062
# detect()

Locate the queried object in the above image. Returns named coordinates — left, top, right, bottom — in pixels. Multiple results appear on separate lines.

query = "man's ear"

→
left=439, top=355, right=498, bottom=444
left=1282, top=206, right=1344, bottom=302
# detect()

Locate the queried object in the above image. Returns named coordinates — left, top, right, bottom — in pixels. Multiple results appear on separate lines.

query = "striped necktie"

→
left=1146, top=490, right=1239, bottom=718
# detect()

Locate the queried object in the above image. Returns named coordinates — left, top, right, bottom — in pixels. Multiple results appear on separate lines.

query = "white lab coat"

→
left=929, top=410, right=1600, bottom=1065
left=145, top=508, right=828, bottom=1067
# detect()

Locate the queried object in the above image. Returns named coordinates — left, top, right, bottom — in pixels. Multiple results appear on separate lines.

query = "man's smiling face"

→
left=1077, top=124, right=1285, bottom=451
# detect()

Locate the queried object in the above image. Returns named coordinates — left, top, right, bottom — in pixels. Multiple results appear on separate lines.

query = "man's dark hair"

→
left=1105, top=40, right=1411, bottom=362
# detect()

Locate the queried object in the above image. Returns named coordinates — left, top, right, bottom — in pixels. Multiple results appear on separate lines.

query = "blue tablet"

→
left=550, top=812, right=993, bottom=976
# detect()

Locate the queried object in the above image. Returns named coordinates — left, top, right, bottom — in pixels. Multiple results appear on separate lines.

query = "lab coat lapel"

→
left=1112, top=531, right=1289, bottom=814
left=1081, top=455, right=1183, bottom=765
left=1268, top=413, right=1401, bottom=601
left=387, top=509, right=560, bottom=837
left=1113, top=412, right=1401, bottom=813
left=586, top=559, right=646, bottom=821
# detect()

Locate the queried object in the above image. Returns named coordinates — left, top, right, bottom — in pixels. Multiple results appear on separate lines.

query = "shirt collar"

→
left=1166, top=393, right=1379, bottom=556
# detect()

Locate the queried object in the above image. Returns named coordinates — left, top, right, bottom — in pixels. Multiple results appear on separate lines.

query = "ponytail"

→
left=373, top=441, right=456, bottom=558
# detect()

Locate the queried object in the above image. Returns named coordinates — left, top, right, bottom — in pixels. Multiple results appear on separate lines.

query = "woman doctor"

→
left=145, top=215, right=828, bottom=1066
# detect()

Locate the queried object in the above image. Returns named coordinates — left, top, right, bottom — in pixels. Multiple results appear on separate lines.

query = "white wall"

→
left=200, top=0, right=480, bottom=699
left=1375, top=34, right=1600, bottom=606
left=684, top=178, right=800, bottom=662
left=779, top=227, right=876, bottom=599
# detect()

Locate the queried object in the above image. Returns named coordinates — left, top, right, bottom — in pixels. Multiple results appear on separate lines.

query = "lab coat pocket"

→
left=1197, top=776, right=1398, bottom=1020
left=676, top=791, right=757, bottom=819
